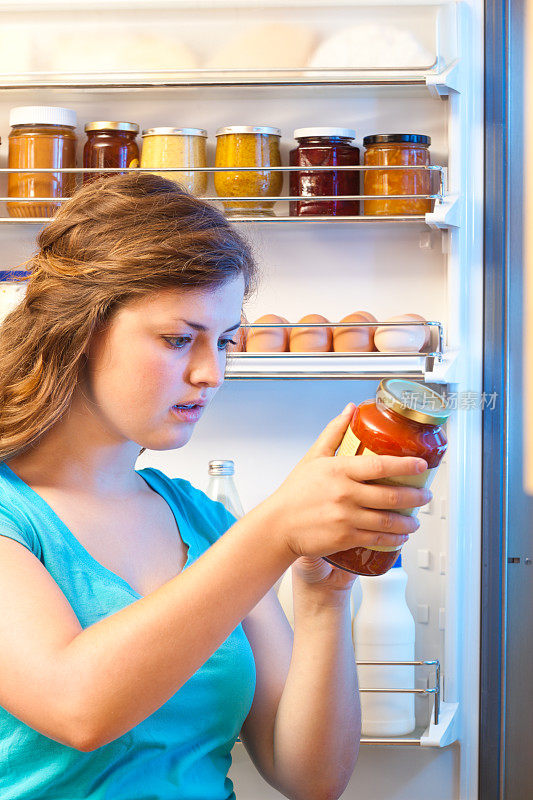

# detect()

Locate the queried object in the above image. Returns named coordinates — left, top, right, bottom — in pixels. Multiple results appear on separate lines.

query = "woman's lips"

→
left=170, top=404, right=205, bottom=423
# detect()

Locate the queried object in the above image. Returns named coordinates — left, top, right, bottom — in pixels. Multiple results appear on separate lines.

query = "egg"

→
left=290, top=314, right=333, bottom=352
left=403, top=313, right=431, bottom=348
left=333, top=311, right=377, bottom=352
left=246, top=314, right=289, bottom=352
left=374, top=313, right=429, bottom=353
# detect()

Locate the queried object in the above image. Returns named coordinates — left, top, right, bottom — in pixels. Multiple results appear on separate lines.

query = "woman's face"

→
left=81, top=276, right=245, bottom=451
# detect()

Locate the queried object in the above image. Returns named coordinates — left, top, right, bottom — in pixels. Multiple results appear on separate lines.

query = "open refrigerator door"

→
left=0, top=1, right=484, bottom=797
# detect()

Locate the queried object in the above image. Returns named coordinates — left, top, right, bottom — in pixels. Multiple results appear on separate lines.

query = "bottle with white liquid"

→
left=353, top=554, right=416, bottom=736
left=206, top=460, right=244, bottom=518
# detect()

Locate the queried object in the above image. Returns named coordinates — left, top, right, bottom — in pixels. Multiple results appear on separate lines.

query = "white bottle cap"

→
left=293, top=127, right=356, bottom=140
left=9, top=106, right=77, bottom=128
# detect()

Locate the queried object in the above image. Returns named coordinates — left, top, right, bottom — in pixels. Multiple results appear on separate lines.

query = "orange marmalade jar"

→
left=325, top=379, right=450, bottom=576
left=363, top=134, right=432, bottom=216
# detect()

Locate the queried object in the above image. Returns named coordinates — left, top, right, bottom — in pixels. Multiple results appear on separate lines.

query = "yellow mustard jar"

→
left=140, top=127, right=208, bottom=195
left=214, top=125, right=283, bottom=217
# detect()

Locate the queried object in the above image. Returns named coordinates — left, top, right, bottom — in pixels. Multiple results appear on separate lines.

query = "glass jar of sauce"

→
left=326, top=379, right=449, bottom=577
left=289, top=127, right=360, bottom=216
left=214, top=126, right=282, bottom=217
left=140, top=128, right=208, bottom=195
left=363, top=134, right=432, bottom=216
left=7, top=106, right=77, bottom=219
left=83, top=121, right=139, bottom=183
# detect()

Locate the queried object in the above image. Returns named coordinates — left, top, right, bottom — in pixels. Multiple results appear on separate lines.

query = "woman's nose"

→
left=188, top=344, right=225, bottom=389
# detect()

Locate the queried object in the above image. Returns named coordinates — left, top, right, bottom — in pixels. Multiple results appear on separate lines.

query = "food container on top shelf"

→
left=7, top=106, right=77, bottom=219
left=214, top=126, right=282, bottom=217
left=363, top=134, right=432, bottom=216
left=289, top=127, right=360, bottom=216
left=140, top=128, right=208, bottom=195
left=83, top=122, right=140, bottom=184
left=326, top=379, right=449, bottom=577
left=0, top=271, right=29, bottom=324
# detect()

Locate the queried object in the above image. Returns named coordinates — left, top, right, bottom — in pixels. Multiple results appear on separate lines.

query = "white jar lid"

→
left=10, top=106, right=77, bottom=128
left=293, top=127, right=356, bottom=140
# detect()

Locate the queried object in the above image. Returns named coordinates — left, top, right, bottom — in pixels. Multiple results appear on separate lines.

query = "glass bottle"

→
left=206, top=460, right=244, bottom=518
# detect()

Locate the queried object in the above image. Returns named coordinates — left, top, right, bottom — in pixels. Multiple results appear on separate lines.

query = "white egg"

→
left=374, top=314, right=429, bottom=352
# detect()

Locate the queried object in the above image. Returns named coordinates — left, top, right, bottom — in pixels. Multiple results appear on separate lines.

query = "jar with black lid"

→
left=83, top=121, right=140, bottom=183
left=363, top=134, right=432, bottom=216
left=289, top=127, right=360, bottom=216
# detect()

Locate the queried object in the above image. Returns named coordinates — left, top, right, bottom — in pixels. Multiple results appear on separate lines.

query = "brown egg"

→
left=290, top=314, right=332, bottom=352
left=333, top=311, right=377, bottom=352
left=246, top=314, right=289, bottom=352
left=374, top=313, right=429, bottom=353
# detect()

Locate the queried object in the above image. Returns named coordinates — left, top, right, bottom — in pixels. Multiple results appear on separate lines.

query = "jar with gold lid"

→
left=214, top=126, right=282, bottom=217
left=363, top=134, right=432, bottom=216
left=140, top=128, right=207, bottom=195
left=326, top=379, right=450, bottom=577
left=83, top=121, right=139, bottom=183
left=7, top=106, right=77, bottom=219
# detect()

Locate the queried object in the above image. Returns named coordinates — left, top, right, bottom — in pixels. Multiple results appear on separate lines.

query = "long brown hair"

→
left=0, top=174, right=257, bottom=461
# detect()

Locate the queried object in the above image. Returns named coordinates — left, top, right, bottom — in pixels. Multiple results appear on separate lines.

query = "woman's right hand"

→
left=266, top=404, right=432, bottom=561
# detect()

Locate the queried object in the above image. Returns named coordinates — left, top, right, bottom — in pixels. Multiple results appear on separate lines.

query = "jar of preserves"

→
left=363, top=134, right=432, bottom=216
left=326, top=379, right=449, bottom=577
left=214, top=126, right=282, bottom=217
left=289, top=127, right=360, bottom=216
left=83, top=121, right=139, bottom=183
left=7, top=106, right=77, bottom=219
left=140, top=128, right=208, bottom=195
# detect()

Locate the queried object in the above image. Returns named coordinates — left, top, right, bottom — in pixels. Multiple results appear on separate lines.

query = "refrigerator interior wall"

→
left=0, top=1, right=483, bottom=799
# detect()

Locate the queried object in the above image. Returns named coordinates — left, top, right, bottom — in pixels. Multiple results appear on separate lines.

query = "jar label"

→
left=337, top=424, right=437, bottom=550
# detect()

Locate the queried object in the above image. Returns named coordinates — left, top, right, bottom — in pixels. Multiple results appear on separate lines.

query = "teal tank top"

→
left=0, top=462, right=256, bottom=800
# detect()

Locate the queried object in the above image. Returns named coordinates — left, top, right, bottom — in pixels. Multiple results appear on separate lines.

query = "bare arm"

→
left=240, top=574, right=359, bottom=800
left=271, top=570, right=360, bottom=800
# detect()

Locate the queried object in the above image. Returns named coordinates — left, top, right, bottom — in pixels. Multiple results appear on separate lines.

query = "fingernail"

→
left=342, top=402, right=355, bottom=414
left=417, top=460, right=427, bottom=472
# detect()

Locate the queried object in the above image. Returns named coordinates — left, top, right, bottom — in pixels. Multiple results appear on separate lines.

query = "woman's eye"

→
left=218, top=338, right=237, bottom=351
left=165, top=336, right=192, bottom=350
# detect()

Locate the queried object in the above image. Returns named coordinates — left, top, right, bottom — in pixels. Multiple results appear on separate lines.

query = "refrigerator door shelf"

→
left=420, top=701, right=459, bottom=747
left=359, top=703, right=458, bottom=747
left=426, top=195, right=461, bottom=230
left=225, top=352, right=456, bottom=384
left=426, top=59, right=461, bottom=97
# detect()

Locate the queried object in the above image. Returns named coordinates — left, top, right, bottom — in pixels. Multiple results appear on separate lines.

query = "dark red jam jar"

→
left=83, top=121, right=140, bottom=183
left=325, top=379, right=450, bottom=577
left=289, top=127, right=360, bottom=216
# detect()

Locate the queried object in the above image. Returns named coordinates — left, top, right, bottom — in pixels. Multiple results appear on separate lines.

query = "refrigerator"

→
left=0, top=1, right=525, bottom=798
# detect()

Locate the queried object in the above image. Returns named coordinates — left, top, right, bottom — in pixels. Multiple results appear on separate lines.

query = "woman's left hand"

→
left=290, top=401, right=359, bottom=600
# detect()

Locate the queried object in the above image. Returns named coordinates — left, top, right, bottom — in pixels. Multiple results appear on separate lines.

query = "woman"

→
left=0, top=174, right=429, bottom=800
